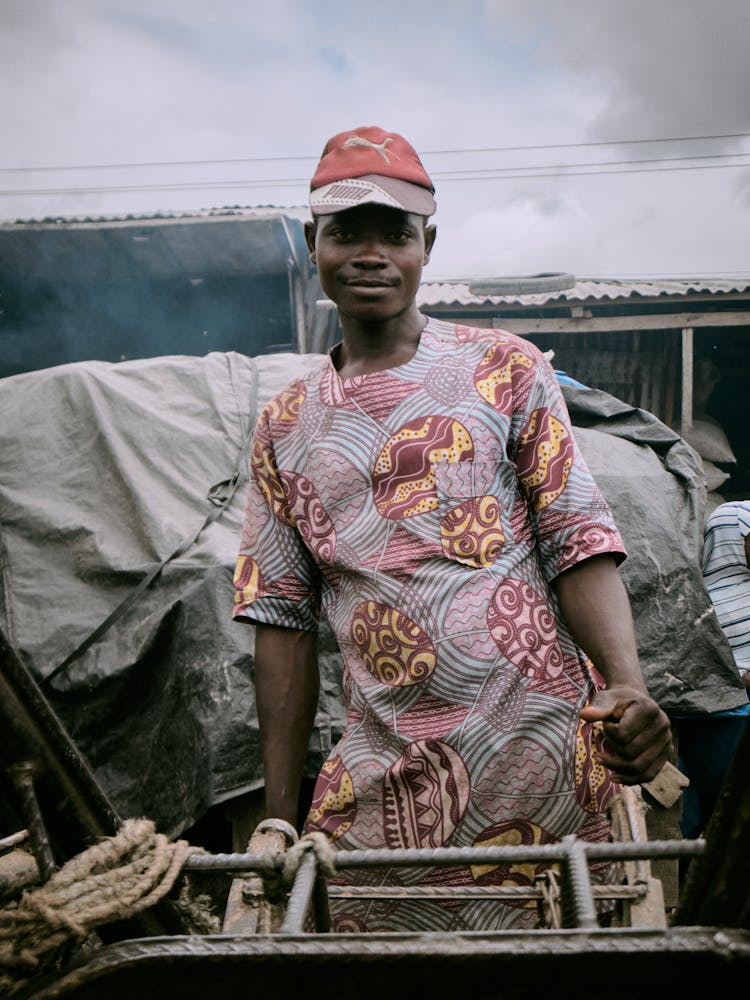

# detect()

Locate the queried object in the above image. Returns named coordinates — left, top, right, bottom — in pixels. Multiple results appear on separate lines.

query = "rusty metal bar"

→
left=558, top=835, right=598, bottom=929
left=184, top=851, right=269, bottom=872
left=312, top=869, right=332, bottom=933
left=325, top=840, right=706, bottom=869
left=7, top=760, right=56, bottom=881
left=182, top=838, right=705, bottom=874
left=0, top=630, right=121, bottom=847
left=326, top=883, right=647, bottom=901
left=20, top=927, right=750, bottom=1000
left=187, top=837, right=704, bottom=936
left=280, top=851, right=319, bottom=934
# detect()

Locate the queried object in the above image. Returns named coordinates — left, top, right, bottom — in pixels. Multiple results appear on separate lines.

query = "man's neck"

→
left=335, top=310, right=427, bottom=378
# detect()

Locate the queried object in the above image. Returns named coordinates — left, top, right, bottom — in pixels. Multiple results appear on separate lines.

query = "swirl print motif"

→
left=351, top=601, right=436, bottom=686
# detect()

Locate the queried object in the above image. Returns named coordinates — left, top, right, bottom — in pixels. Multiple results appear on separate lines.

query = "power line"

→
left=424, top=131, right=750, bottom=157
left=427, top=271, right=750, bottom=282
left=1, top=154, right=747, bottom=198
left=438, top=161, right=750, bottom=182
left=1, top=131, right=749, bottom=175
left=435, top=150, right=750, bottom=178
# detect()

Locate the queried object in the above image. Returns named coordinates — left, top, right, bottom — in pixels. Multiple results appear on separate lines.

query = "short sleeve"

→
left=507, top=340, right=626, bottom=581
left=232, top=406, right=321, bottom=631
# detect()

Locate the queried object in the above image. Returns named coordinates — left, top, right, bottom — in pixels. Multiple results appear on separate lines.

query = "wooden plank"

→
left=663, top=330, right=678, bottom=429
left=493, top=310, right=750, bottom=334
left=681, top=328, right=694, bottom=437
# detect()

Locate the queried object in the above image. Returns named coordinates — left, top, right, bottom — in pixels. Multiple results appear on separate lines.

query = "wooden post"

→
left=680, top=327, right=694, bottom=438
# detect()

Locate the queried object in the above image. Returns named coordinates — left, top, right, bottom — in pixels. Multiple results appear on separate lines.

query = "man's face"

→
left=305, top=205, right=436, bottom=323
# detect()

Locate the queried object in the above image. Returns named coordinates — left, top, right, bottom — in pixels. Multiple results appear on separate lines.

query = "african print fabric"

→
left=233, top=319, right=626, bottom=931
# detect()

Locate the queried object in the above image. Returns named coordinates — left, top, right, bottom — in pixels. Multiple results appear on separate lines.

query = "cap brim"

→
left=310, top=174, right=436, bottom=217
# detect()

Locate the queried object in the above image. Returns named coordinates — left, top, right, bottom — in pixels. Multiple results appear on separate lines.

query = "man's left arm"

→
left=552, top=553, right=673, bottom=785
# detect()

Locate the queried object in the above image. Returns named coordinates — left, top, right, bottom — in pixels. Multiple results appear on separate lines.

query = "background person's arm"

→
left=254, top=623, right=320, bottom=828
left=552, top=554, right=672, bottom=784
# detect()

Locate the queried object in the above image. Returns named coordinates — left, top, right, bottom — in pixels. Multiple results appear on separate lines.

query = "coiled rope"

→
left=280, top=831, right=337, bottom=886
left=249, top=823, right=337, bottom=903
left=0, top=818, right=195, bottom=995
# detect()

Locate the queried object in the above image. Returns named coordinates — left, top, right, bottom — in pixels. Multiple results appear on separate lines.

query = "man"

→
left=233, top=126, right=671, bottom=931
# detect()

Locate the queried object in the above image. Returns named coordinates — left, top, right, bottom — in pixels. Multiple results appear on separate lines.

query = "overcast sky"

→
left=2, top=0, right=749, bottom=280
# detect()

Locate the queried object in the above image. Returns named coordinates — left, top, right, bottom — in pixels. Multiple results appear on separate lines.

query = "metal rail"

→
left=183, top=838, right=706, bottom=873
left=185, top=836, right=707, bottom=933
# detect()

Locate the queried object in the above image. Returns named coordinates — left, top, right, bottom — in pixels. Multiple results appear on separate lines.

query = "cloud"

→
left=429, top=188, right=601, bottom=278
left=1, top=0, right=747, bottom=276
left=484, top=0, right=750, bottom=145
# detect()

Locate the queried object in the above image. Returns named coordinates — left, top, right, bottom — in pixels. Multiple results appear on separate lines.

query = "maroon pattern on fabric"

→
left=383, top=739, right=471, bottom=849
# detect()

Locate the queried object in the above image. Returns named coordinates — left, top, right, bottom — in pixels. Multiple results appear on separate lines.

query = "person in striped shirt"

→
left=703, top=500, right=750, bottom=687
left=676, top=500, right=750, bottom=839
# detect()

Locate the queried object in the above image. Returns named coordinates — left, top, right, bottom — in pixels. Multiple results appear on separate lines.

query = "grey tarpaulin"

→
left=560, top=383, right=746, bottom=714
left=0, top=350, right=344, bottom=837
left=1, top=353, right=745, bottom=836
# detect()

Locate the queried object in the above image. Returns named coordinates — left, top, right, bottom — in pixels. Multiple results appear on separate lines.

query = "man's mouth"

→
left=343, top=278, right=396, bottom=288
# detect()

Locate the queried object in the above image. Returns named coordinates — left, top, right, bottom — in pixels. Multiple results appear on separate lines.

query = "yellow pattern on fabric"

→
left=574, top=718, right=610, bottom=811
left=375, top=419, right=473, bottom=518
left=475, top=348, right=534, bottom=405
left=351, top=601, right=436, bottom=685
left=306, top=760, right=356, bottom=839
left=254, top=440, right=296, bottom=526
left=267, top=383, right=305, bottom=422
left=470, top=823, right=545, bottom=908
left=441, top=495, right=505, bottom=567
left=233, top=554, right=261, bottom=605
left=519, top=411, right=571, bottom=511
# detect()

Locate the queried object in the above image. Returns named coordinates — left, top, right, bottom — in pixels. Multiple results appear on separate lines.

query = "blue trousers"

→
left=673, top=710, right=749, bottom=839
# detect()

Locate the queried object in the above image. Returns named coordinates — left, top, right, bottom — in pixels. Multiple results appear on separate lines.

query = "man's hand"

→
left=553, top=556, right=674, bottom=785
left=580, top=685, right=672, bottom=785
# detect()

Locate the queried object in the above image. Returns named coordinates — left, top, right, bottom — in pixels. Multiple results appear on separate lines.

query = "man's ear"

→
left=423, top=224, right=437, bottom=263
left=304, top=220, right=317, bottom=260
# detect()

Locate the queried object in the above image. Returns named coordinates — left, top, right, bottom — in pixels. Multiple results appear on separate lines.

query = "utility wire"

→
left=1, top=131, right=749, bottom=174
left=1, top=154, right=748, bottom=197
left=437, top=160, right=750, bottom=181
left=426, top=131, right=750, bottom=156
left=436, top=150, right=750, bottom=177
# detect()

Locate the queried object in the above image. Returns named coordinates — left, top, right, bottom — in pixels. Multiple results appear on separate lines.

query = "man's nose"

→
left=351, top=238, right=388, bottom=265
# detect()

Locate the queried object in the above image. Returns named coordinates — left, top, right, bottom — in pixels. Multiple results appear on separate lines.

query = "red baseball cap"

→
left=309, top=126, right=436, bottom=217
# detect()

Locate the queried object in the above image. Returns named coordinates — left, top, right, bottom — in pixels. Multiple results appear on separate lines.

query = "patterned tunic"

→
left=233, top=319, right=625, bottom=931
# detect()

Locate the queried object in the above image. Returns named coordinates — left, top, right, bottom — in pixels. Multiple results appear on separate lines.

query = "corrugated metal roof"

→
left=0, top=211, right=309, bottom=282
left=1, top=205, right=309, bottom=228
left=417, top=277, right=750, bottom=308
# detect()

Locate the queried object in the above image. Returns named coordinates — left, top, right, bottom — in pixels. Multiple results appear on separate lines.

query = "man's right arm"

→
left=254, top=622, right=320, bottom=829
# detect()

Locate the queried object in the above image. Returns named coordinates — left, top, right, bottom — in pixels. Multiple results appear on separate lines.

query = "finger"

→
left=579, top=698, right=636, bottom=724
left=596, top=730, right=672, bottom=783
left=607, top=699, right=636, bottom=723
left=597, top=712, right=672, bottom=757
left=602, top=709, right=672, bottom=758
